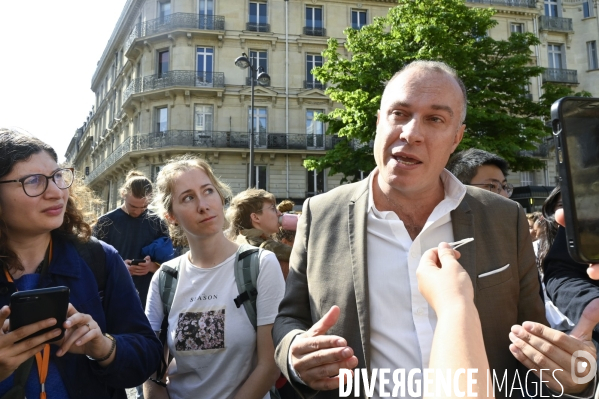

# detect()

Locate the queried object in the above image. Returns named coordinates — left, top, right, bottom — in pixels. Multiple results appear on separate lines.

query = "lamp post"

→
left=234, top=52, right=271, bottom=188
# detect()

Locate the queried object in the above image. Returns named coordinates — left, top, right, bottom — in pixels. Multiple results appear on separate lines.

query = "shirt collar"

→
left=367, top=168, right=467, bottom=215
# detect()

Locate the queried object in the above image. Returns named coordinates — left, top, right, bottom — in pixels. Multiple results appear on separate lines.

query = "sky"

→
left=0, top=0, right=128, bottom=161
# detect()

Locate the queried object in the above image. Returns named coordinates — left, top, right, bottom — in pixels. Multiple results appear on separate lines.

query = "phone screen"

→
left=556, top=98, right=599, bottom=262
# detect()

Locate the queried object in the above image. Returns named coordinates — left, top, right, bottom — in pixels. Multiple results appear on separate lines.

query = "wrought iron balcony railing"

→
left=304, top=80, right=326, bottom=90
left=124, top=71, right=225, bottom=101
left=539, top=15, right=573, bottom=32
left=246, top=23, right=270, bottom=32
left=86, top=131, right=357, bottom=184
left=465, top=0, right=537, bottom=7
left=542, top=68, right=578, bottom=84
left=303, top=27, right=326, bottom=36
left=124, top=13, right=225, bottom=53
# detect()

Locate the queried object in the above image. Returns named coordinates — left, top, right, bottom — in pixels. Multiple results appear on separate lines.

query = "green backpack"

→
left=154, top=244, right=280, bottom=398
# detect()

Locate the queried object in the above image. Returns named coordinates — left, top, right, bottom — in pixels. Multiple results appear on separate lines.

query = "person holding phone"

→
left=0, top=129, right=162, bottom=399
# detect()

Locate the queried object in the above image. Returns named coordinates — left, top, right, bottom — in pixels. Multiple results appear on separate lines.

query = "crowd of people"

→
left=0, top=59, right=598, bottom=399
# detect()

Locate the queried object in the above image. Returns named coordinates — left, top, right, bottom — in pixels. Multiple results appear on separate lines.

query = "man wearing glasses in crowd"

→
left=445, top=148, right=514, bottom=198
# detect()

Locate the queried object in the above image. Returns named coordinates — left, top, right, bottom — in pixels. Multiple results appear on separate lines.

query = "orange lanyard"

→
left=4, top=239, right=52, bottom=399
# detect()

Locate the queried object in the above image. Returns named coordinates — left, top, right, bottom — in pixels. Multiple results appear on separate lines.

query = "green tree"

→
left=306, top=0, right=569, bottom=183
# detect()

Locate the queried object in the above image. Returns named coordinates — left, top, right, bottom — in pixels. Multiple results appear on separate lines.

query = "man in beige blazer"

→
left=273, top=61, right=596, bottom=398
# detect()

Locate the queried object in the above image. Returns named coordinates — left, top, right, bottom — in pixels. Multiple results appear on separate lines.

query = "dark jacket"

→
left=544, top=226, right=599, bottom=344
left=0, top=232, right=162, bottom=399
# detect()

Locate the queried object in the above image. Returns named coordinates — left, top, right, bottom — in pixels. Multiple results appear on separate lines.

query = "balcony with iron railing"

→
left=124, top=13, right=225, bottom=54
left=86, top=131, right=350, bottom=184
left=304, top=80, right=326, bottom=90
left=246, top=23, right=270, bottom=32
left=542, top=68, right=578, bottom=84
left=465, top=0, right=537, bottom=7
left=539, top=15, right=573, bottom=32
left=303, top=26, right=326, bottom=36
left=124, top=71, right=225, bottom=102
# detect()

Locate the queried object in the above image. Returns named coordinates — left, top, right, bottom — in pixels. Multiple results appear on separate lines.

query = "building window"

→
left=305, top=6, right=324, bottom=36
left=196, top=47, right=214, bottom=85
left=248, top=107, right=267, bottom=133
left=548, top=44, right=563, bottom=69
left=248, top=50, right=267, bottom=84
left=306, top=109, right=324, bottom=148
left=156, top=107, right=168, bottom=133
left=159, top=1, right=171, bottom=22
left=520, top=171, right=533, bottom=186
left=352, top=9, right=367, bottom=29
left=511, top=23, right=524, bottom=34
left=158, top=50, right=170, bottom=76
left=194, top=105, right=213, bottom=132
left=305, top=54, right=323, bottom=89
left=199, top=0, right=214, bottom=29
left=544, top=0, right=558, bottom=16
left=249, top=1, right=268, bottom=31
left=588, top=41, right=598, bottom=70
left=307, top=169, right=325, bottom=195
left=250, top=165, right=268, bottom=190
left=583, top=0, right=593, bottom=17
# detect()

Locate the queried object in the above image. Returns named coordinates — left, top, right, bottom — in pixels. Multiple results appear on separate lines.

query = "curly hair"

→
left=225, top=189, right=276, bottom=240
left=0, top=128, right=93, bottom=273
left=149, top=155, right=231, bottom=247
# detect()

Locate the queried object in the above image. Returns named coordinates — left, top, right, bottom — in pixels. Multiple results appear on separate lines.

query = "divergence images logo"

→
left=571, top=350, right=597, bottom=385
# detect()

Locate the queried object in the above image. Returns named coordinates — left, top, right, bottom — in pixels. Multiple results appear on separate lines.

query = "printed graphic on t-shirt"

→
left=175, top=308, right=225, bottom=351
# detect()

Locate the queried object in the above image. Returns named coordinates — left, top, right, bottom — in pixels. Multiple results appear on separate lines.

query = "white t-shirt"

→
left=146, top=249, right=285, bottom=399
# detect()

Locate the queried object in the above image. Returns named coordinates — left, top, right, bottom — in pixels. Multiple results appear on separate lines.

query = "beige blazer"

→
left=273, top=178, right=546, bottom=399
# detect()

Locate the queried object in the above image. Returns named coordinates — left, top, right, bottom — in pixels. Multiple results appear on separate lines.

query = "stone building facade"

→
left=66, top=0, right=599, bottom=212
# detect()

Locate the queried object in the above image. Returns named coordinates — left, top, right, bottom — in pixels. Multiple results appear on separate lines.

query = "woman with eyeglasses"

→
left=0, top=129, right=161, bottom=399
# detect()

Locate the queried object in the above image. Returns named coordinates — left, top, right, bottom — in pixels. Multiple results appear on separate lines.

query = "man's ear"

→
left=250, top=212, right=260, bottom=224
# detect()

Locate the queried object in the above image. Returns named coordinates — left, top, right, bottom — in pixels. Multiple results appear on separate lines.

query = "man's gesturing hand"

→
left=290, top=306, right=359, bottom=391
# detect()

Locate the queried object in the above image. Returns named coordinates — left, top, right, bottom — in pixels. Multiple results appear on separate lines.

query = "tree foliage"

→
left=305, top=0, right=576, bottom=182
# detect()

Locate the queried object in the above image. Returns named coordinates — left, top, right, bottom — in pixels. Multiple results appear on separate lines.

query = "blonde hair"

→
left=225, top=189, right=276, bottom=240
left=150, top=156, right=231, bottom=247
left=119, top=170, right=152, bottom=198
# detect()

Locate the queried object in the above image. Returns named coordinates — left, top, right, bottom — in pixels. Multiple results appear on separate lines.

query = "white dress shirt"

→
left=367, top=169, right=466, bottom=398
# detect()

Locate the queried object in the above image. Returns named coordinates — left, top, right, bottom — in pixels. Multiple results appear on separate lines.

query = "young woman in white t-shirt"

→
left=143, top=156, right=285, bottom=399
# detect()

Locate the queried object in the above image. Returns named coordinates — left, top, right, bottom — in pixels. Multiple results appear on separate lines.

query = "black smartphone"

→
left=9, top=286, right=70, bottom=343
left=551, top=97, right=599, bottom=263
left=130, top=259, right=146, bottom=265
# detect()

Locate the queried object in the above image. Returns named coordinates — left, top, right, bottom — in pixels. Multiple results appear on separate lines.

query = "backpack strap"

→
left=0, top=357, right=34, bottom=399
left=72, top=236, right=107, bottom=298
left=153, top=256, right=184, bottom=385
left=233, top=244, right=261, bottom=331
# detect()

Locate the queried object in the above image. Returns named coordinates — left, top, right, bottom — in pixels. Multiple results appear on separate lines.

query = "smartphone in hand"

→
left=130, top=259, right=146, bottom=265
left=551, top=97, right=599, bottom=263
left=9, top=286, right=69, bottom=343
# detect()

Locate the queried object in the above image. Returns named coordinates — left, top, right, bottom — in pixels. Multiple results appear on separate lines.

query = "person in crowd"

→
left=272, top=61, right=596, bottom=398
left=0, top=129, right=161, bottom=398
left=143, top=157, right=284, bottom=399
left=276, top=200, right=297, bottom=247
left=226, top=189, right=292, bottom=279
left=527, top=212, right=541, bottom=240
left=536, top=187, right=562, bottom=274
left=445, top=148, right=513, bottom=198
left=93, top=170, right=173, bottom=309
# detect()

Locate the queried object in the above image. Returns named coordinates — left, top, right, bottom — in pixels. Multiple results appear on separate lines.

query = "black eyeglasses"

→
left=0, top=168, right=75, bottom=197
left=470, top=180, right=514, bottom=197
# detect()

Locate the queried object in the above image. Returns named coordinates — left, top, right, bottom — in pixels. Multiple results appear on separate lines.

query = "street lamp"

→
left=235, top=52, right=271, bottom=188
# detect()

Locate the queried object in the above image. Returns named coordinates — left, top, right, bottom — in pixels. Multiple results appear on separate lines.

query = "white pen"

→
left=447, top=237, right=474, bottom=250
